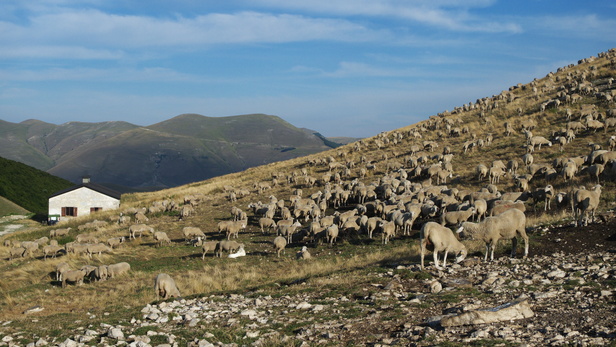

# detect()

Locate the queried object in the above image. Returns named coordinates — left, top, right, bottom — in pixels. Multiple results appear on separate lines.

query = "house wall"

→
left=48, top=187, right=120, bottom=220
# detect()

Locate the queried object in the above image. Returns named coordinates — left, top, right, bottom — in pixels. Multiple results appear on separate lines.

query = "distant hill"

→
left=0, top=114, right=343, bottom=190
left=0, top=156, right=73, bottom=217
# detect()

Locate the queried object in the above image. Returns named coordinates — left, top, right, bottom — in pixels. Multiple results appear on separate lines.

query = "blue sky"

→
left=1, top=1, right=615, bottom=137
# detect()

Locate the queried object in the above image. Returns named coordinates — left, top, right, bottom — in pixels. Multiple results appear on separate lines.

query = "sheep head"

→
left=455, top=248, right=468, bottom=264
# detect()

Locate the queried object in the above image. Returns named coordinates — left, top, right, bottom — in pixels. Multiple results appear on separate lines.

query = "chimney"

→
left=82, top=176, right=91, bottom=184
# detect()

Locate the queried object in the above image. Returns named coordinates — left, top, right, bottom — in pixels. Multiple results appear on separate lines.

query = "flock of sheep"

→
left=2, top=50, right=616, bottom=303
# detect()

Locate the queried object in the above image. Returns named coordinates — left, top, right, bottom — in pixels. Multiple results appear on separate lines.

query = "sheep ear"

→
left=456, top=226, right=463, bottom=234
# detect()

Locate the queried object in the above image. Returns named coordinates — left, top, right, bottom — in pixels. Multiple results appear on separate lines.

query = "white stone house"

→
left=48, top=177, right=121, bottom=223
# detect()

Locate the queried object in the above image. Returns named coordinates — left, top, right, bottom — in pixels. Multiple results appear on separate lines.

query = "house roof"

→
left=49, top=182, right=122, bottom=200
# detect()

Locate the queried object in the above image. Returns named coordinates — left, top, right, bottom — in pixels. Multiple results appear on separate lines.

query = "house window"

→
left=90, top=207, right=103, bottom=213
left=61, top=207, right=77, bottom=217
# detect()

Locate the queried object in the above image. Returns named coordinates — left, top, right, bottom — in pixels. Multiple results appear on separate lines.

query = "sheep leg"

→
left=483, top=244, right=489, bottom=262
left=433, top=249, right=441, bottom=269
left=442, top=250, right=449, bottom=268
left=510, top=237, right=518, bottom=258
left=420, top=237, right=427, bottom=270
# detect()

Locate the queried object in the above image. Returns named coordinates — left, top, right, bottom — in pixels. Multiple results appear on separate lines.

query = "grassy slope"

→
left=0, top=196, right=30, bottom=216
left=0, top=157, right=73, bottom=217
left=0, top=50, right=615, bottom=343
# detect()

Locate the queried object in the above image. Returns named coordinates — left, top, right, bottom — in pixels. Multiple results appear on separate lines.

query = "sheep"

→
left=532, top=185, right=555, bottom=211
left=107, top=262, right=131, bottom=278
left=42, top=244, right=64, bottom=259
left=201, top=241, right=219, bottom=259
left=86, top=243, right=112, bottom=258
left=561, top=161, right=577, bottom=182
left=258, top=217, right=277, bottom=234
left=154, top=273, right=181, bottom=300
left=326, top=224, right=339, bottom=245
left=106, top=237, right=125, bottom=249
left=134, top=212, right=149, bottom=223
left=215, top=240, right=244, bottom=257
left=365, top=216, right=382, bottom=239
left=153, top=231, right=172, bottom=247
left=476, top=164, right=489, bottom=181
left=94, top=265, right=109, bottom=281
left=490, top=200, right=526, bottom=216
left=440, top=208, right=475, bottom=227
left=273, top=236, right=287, bottom=257
left=62, top=269, right=87, bottom=288
left=573, top=185, right=602, bottom=226
left=182, top=227, right=205, bottom=241
left=21, top=241, right=39, bottom=258
left=179, top=205, right=194, bottom=220
left=278, top=220, right=302, bottom=243
left=296, top=246, right=312, bottom=260
left=588, top=164, right=604, bottom=183
left=529, top=136, right=552, bottom=150
left=220, top=220, right=247, bottom=240
left=50, top=227, right=71, bottom=238
left=420, top=222, right=467, bottom=270
left=8, top=247, right=26, bottom=260
left=129, top=224, right=154, bottom=239
left=457, top=208, right=528, bottom=262
left=55, top=262, right=71, bottom=281
left=76, top=233, right=98, bottom=244
left=472, top=199, right=488, bottom=222
left=507, top=159, right=519, bottom=177
left=378, top=220, right=396, bottom=245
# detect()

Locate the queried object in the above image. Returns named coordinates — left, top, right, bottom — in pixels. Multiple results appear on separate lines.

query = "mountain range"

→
left=0, top=113, right=352, bottom=191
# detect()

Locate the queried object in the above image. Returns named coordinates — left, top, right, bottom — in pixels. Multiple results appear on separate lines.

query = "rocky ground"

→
left=1, top=218, right=615, bottom=347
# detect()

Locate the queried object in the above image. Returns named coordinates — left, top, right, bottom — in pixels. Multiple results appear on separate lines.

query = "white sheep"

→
left=472, top=199, right=488, bottom=222
left=273, top=236, right=287, bottom=257
left=378, top=220, right=396, bottom=245
left=326, top=224, right=339, bottom=245
left=154, top=273, right=181, bottom=300
left=529, top=136, right=552, bottom=150
left=278, top=220, right=302, bottom=243
left=573, top=185, right=602, bottom=226
left=420, top=222, right=467, bottom=270
left=201, top=241, right=218, bottom=259
left=107, top=262, right=131, bottom=278
left=50, top=227, right=71, bottom=238
left=106, top=237, right=125, bottom=249
left=490, top=200, right=526, bottom=216
left=215, top=240, right=244, bottom=257
left=220, top=220, right=247, bottom=240
left=258, top=217, right=277, bottom=234
left=86, top=243, right=112, bottom=258
left=42, top=244, right=64, bottom=259
left=129, top=224, right=154, bottom=239
left=457, top=208, right=528, bottom=262
left=94, top=265, right=109, bottom=281
left=8, top=246, right=26, bottom=260
left=440, top=208, right=475, bottom=227
left=153, top=231, right=172, bottom=247
left=296, top=246, right=312, bottom=260
left=183, top=227, right=205, bottom=241
left=62, top=269, right=87, bottom=288
left=55, top=262, right=71, bottom=281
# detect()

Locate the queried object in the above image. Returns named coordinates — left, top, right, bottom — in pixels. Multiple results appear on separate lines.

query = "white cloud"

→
left=532, top=14, right=616, bottom=40
left=250, top=0, right=522, bottom=33
left=0, top=9, right=380, bottom=56
left=0, top=67, right=198, bottom=82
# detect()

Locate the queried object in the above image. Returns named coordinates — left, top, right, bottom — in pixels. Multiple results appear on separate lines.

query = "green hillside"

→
left=0, top=156, right=73, bottom=218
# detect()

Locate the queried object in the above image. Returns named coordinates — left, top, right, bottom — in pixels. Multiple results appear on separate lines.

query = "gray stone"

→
left=441, top=300, right=534, bottom=327
left=108, top=327, right=125, bottom=340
